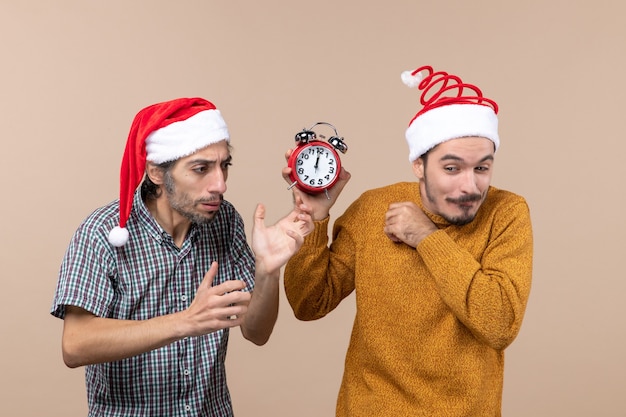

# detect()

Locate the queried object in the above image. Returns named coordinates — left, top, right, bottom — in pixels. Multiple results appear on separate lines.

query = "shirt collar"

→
left=131, top=188, right=199, bottom=245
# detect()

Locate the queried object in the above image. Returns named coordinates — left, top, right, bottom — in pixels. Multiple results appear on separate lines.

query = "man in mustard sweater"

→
left=282, top=65, right=533, bottom=416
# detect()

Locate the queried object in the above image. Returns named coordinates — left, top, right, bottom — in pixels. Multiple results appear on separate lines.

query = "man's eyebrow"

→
left=184, top=158, right=213, bottom=166
left=439, top=154, right=464, bottom=162
left=184, top=154, right=232, bottom=166
left=439, top=154, right=494, bottom=163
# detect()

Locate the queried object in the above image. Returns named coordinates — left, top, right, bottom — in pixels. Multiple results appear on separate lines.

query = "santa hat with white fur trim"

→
left=108, top=97, right=230, bottom=247
left=401, top=65, right=499, bottom=162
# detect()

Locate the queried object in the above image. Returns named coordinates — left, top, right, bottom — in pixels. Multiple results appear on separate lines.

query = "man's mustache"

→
left=446, top=194, right=482, bottom=204
left=196, top=194, right=224, bottom=204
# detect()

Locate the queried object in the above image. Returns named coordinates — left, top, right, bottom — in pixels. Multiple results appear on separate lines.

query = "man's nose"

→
left=208, top=169, right=227, bottom=194
left=459, top=171, right=480, bottom=194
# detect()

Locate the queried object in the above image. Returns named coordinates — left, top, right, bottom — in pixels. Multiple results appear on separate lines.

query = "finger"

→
left=282, top=149, right=296, bottom=184
left=213, top=304, right=248, bottom=327
left=296, top=210, right=313, bottom=226
left=387, top=202, right=409, bottom=212
left=385, top=208, right=398, bottom=222
left=294, top=193, right=303, bottom=208
left=222, top=315, right=246, bottom=328
left=220, top=289, right=251, bottom=305
left=200, top=262, right=219, bottom=288
left=329, top=167, right=351, bottom=195
left=285, top=201, right=312, bottom=225
left=282, top=204, right=301, bottom=223
left=285, top=228, right=304, bottom=247
left=212, top=279, right=247, bottom=294
left=294, top=195, right=312, bottom=214
left=383, top=227, right=402, bottom=243
left=282, top=166, right=294, bottom=185
left=386, top=233, right=402, bottom=243
left=214, top=295, right=250, bottom=313
left=297, top=207, right=313, bottom=223
left=253, top=203, right=266, bottom=228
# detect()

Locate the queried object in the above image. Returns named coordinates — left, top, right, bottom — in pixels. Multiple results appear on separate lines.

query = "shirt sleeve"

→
left=50, top=218, right=117, bottom=319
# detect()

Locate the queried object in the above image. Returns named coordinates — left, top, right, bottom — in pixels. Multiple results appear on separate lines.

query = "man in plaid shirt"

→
left=50, top=97, right=313, bottom=416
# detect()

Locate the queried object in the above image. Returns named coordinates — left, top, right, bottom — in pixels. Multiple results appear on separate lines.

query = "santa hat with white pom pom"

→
left=401, top=65, right=500, bottom=162
left=108, top=97, right=230, bottom=247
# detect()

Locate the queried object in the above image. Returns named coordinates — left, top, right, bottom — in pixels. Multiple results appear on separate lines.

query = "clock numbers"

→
left=295, top=145, right=338, bottom=188
left=288, top=122, right=347, bottom=195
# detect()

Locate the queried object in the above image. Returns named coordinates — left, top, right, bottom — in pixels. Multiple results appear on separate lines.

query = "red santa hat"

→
left=401, top=65, right=499, bottom=162
left=108, top=97, right=230, bottom=247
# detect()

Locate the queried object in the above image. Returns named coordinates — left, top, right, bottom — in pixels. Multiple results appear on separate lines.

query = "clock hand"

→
left=314, top=155, right=320, bottom=171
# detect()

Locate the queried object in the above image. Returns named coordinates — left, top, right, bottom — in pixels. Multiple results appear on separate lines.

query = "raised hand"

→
left=183, top=262, right=252, bottom=336
left=251, top=199, right=314, bottom=275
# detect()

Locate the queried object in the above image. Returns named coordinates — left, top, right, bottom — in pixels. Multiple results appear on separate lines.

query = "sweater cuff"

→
left=417, top=229, right=457, bottom=258
left=302, top=216, right=330, bottom=249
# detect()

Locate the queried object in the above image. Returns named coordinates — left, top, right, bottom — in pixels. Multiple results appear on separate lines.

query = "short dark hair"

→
left=419, top=150, right=430, bottom=167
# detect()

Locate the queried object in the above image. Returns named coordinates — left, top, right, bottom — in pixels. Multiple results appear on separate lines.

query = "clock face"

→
left=290, top=142, right=340, bottom=193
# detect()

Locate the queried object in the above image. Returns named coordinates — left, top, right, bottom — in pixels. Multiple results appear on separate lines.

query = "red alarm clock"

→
left=287, top=122, right=348, bottom=197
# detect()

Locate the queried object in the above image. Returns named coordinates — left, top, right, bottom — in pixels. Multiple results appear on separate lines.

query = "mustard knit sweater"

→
left=284, top=182, right=533, bottom=417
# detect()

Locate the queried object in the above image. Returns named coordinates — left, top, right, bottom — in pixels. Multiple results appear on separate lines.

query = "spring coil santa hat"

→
left=108, top=97, right=230, bottom=247
left=401, top=65, right=499, bottom=162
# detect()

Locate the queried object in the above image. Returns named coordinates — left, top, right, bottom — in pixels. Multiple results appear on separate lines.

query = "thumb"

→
left=253, top=203, right=266, bottom=230
left=201, top=261, right=219, bottom=288
left=329, top=167, right=351, bottom=196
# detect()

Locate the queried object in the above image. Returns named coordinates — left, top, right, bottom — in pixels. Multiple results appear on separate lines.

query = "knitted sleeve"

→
left=284, top=215, right=357, bottom=321
left=417, top=195, right=533, bottom=350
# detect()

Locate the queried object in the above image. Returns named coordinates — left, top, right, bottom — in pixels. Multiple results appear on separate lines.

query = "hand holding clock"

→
left=282, top=149, right=351, bottom=221
left=286, top=123, right=348, bottom=194
left=283, top=122, right=351, bottom=221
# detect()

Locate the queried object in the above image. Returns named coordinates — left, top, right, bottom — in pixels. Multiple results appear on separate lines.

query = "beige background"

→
left=1, top=1, right=624, bottom=416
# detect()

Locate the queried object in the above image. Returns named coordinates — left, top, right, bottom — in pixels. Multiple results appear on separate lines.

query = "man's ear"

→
left=146, top=162, right=164, bottom=185
left=412, top=157, right=425, bottom=180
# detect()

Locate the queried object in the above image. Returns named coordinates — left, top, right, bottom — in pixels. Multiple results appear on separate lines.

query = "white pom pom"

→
left=108, top=226, right=129, bottom=247
left=401, top=70, right=423, bottom=88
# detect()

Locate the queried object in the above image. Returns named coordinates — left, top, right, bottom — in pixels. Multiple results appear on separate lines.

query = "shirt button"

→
left=181, top=294, right=188, bottom=301
left=184, top=405, right=191, bottom=411
left=183, top=369, right=190, bottom=376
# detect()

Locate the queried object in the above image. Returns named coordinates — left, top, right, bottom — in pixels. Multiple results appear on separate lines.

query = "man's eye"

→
left=221, top=162, right=232, bottom=170
left=193, top=166, right=207, bottom=173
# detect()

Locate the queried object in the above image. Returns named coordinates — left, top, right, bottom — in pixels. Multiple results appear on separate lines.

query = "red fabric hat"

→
left=401, top=65, right=499, bottom=161
left=108, top=97, right=229, bottom=247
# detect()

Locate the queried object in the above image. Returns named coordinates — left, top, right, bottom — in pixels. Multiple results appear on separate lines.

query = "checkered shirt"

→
left=51, top=189, right=255, bottom=417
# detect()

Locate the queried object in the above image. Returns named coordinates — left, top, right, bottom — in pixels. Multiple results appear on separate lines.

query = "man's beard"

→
left=164, top=172, right=220, bottom=225
left=423, top=175, right=484, bottom=226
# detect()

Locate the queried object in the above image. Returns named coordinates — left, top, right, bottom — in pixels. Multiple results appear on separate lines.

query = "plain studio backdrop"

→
left=1, top=1, right=624, bottom=416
